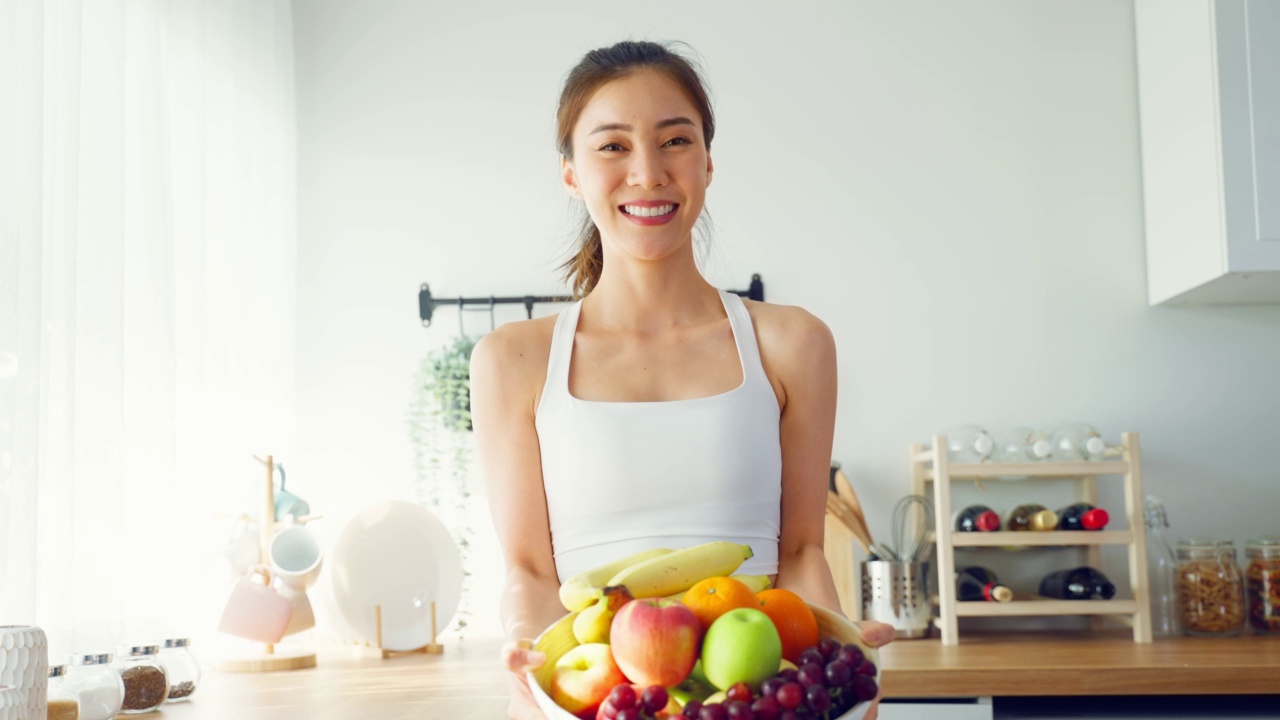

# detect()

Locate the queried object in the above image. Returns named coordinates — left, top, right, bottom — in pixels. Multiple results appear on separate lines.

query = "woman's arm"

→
left=471, top=324, right=564, bottom=719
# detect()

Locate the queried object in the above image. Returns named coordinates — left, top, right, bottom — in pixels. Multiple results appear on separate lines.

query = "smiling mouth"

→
left=620, top=203, right=677, bottom=218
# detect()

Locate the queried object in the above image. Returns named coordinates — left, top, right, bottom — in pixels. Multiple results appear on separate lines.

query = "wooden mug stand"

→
left=353, top=602, right=445, bottom=659
left=217, top=454, right=320, bottom=673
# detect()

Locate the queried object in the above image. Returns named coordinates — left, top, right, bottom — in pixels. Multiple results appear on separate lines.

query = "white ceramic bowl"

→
left=330, top=500, right=463, bottom=651
left=527, top=603, right=882, bottom=720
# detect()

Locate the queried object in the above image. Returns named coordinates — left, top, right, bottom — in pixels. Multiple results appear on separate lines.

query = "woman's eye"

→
left=599, top=142, right=625, bottom=152
left=665, top=136, right=692, bottom=147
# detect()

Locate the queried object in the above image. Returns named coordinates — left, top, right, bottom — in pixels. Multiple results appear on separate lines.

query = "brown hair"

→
left=555, top=40, right=716, bottom=298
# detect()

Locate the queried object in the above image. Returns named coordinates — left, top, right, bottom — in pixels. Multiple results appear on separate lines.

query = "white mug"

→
left=269, top=524, right=323, bottom=593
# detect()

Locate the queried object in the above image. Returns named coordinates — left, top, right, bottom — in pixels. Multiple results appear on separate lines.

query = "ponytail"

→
left=560, top=215, right=603, bottom=298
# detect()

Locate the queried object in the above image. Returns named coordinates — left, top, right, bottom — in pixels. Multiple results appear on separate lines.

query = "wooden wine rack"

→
left=911, top=432, right=1152, bottom=645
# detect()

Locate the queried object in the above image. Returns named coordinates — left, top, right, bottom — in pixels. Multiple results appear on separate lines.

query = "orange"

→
left=755, top=588, right=819, bottom=663
left=681, top=576, right=760, bottom=631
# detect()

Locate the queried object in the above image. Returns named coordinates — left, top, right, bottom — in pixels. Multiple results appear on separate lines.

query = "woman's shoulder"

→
left=740, top=299, right=834, bottom=350
left=470, top=313, right=560, bottom=394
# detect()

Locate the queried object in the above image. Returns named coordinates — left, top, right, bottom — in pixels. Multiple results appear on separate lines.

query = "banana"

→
left=661, top=573, right=773, bottom=602
left=558, top=546, right=674, bottom=611
left=571, top=585, right=634, bottom=644
left=607, top=541, right=754, bottom=599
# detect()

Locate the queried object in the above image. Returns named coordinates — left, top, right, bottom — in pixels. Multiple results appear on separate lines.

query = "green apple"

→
left=699, top=607, right=782, bottom=691
left=667, top=674, right=715, bottom=706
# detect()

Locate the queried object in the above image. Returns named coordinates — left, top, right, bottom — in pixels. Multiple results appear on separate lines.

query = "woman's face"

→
left=562, top=69, right=713, bottom=264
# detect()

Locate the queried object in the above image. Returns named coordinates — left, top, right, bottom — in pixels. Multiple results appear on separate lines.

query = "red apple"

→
left=549, top=643, right=628, bottom=720
left=609, top=598, right=702, bottom=687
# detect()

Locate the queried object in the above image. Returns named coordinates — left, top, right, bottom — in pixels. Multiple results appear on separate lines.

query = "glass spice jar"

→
left=1176, top=537, right=1245, bottom=636
left=64, top=653, right=124, bottom=720
left=47, top=665, right=80, bottom=720
left=1245, top=536, right=1280, bottom=634
left=157, top=638, right=200, bottom=702
left=113, top=645, right=169, bottom=714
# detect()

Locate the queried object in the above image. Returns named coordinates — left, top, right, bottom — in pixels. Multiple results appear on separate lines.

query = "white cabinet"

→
left=1134, top=0, right=1280, bottom=305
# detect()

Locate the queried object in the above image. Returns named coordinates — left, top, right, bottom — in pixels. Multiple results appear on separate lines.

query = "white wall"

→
left=292, top=0, right=1280, bottom=639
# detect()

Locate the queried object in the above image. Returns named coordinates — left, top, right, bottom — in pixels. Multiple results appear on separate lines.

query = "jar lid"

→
left=1246, top=536, right=1280, bottom=554
left=48, top=665, right=68, bottom=678
left=117, top=644, right=161, bottom=657
left=1177, top=536, right=1234, bottom=549
left=162, top=638, right=190, bottom=648
left=69, top=653, right=113, bottom=666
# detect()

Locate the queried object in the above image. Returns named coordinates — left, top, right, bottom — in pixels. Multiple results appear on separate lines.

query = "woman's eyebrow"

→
left=589, top=117, right=696, bottom=135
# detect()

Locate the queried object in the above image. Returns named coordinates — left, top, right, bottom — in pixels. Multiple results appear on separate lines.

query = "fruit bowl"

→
left=527, top=602, right=881, bottom=720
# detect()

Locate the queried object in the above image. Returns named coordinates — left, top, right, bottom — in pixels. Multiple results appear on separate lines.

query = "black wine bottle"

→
left=953, top=505, right=1001, bottom=532
left=1056, top=503, right=1110, bottom=531
left=957, top=566, right=1013, bottom=602
left=1038, top=566, right=1116, bottom=600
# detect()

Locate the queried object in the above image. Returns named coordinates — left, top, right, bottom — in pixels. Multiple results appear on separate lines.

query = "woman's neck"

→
left=582, top=251, right=723, bottom=334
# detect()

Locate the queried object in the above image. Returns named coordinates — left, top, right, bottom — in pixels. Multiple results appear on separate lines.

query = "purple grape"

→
left=699, top=703, right=729, bottom=720
left=641, top=686, right=669, bottom=714
left=779, top=712, right=802, bottom=720
left=837, top=643, right=864, bottom=668
left=726, top=683, right=753, bottom=704
left=855, top=659, right=878, bottom=677
left=776, top=668, right=799, bottom=683
left=609, top=684, right=638, bottom=711
left=803, top=684, right=832, bottom=713
left=682, top=700, right=703, bottom=719
left=824, top=659, right=853, bottom=688
left=851, top=674, right=879, bottom=702
left=775, top=682, right=803, bottom=711
left=797, top=662, right=824, bottom=688
left=616, top=709, right=641, bottom=720
left=818, top=636, right=842, bottom=660
left=750, top=696, right=781, bottom=720
left=760, top=677, right=786, bottom=699
left=798, top=648, right=825, bottom=667
left=726, top=700, right=755, bottom=720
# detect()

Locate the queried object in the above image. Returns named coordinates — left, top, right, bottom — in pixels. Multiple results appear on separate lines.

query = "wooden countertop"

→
left=154, top=632, right=1280, bottom=719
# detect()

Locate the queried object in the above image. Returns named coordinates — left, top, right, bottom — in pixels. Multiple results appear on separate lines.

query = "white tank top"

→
left=536, top=290, right=783, bottom=583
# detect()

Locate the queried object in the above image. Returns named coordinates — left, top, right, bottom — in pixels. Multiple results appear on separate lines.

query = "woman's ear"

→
left=561, top=155, right=581, bottom=199
left=706, top=153, right=714, bottom=188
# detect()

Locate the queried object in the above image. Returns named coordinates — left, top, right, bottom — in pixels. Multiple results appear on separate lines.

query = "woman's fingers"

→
left=855, top=619, right=896, bottom=648
left=501, top=639, right=547, bottom=673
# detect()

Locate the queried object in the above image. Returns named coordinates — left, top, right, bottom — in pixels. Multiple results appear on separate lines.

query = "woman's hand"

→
left=852, top=618, right=895, bottom=720
left=500, top=639, right=550, bottom=720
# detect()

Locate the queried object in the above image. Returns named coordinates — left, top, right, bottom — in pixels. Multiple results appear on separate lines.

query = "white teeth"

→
left=622, top=204, right=675, bottom=218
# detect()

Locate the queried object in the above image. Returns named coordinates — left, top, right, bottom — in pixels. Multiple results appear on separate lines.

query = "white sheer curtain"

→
left=0, top=0, right=296, bottom=654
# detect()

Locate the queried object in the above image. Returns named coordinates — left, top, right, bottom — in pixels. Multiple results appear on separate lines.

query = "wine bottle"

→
left=993, top=426, right=1052, bottom=463
left=1048, top=423, right=1112, bottom=462
left=944, top=425, right=995, bottom=463
left=1006, top=503, right=1059, bottom=531
left=1039, top=566, right=1116, bottom=600
left=953, top=505, right=1001, bottom=532
left=1056, top=503, right=1110, bottom=531
left=1144, top=497, right=1179, bottom=637
left=957, top=566, right=1014, bottom=602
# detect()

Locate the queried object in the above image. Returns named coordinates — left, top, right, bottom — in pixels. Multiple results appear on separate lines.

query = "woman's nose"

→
left=627, top=145, right=668, bottom=188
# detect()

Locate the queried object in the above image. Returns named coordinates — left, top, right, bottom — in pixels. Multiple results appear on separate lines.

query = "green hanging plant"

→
left=407, top=334, right=477, bottom=637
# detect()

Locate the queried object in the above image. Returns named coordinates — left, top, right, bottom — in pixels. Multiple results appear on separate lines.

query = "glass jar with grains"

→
left=157, top=638, right=200, bottom=702
left=47, top=665, right=80, bottom=720
left=1176, top=537, right=1245, bottom=636
left=112, top=645, right=169, bottom=714
left=65, top=653, right=124, bottom=720
left=1245, top=536, right=1280, bottom=634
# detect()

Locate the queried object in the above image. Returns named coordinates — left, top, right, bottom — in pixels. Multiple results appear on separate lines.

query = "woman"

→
left=470, top=40, right=893, bottom=720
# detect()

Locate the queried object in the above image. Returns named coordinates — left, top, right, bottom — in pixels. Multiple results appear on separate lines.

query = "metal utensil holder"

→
left=861, top=560, right=931, bottom=639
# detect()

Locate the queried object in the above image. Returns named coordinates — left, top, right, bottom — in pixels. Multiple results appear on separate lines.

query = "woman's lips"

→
left=619, top=202, right=678, bottom=226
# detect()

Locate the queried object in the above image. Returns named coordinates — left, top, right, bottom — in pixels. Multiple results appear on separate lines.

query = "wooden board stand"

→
left=352, top=602, right=445, bottom=659
left=914, top=432, right=1153, bottom=645
left=217, top=454, right=319, bottom=672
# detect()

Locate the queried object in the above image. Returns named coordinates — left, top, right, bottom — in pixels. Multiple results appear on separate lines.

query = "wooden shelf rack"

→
left=911, top=432, right=1153, bottom=645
